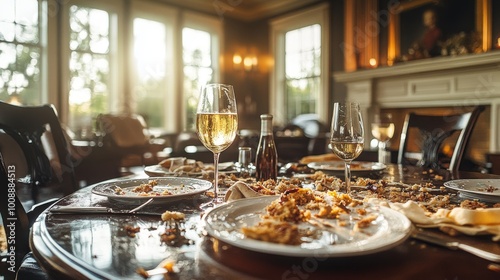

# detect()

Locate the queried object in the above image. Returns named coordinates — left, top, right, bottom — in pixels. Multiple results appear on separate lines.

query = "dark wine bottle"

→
left=255, top=114, right=278, bottom=181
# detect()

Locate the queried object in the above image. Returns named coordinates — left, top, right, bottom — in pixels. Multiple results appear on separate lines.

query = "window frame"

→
left=59, top=0, right=125, bottom=128
left=269, top=3, right=330, bottom=125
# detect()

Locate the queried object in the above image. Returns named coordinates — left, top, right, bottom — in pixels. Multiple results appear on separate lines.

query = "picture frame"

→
left=387, top=0, right=491, bottom=65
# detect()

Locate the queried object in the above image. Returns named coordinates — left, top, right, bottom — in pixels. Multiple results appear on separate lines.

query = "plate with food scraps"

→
left=444, top=179, right=500, bottom=203
left=202, top=194, right=411, bottom=257
left=307, top=161, right=386, bottom=176
left=91, top=177, right=212, bottom=205
left=144, top=162, right=235, bottom=177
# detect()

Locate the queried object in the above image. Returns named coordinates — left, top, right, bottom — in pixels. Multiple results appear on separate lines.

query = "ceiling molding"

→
left=157, top=0, right=324, bottom=21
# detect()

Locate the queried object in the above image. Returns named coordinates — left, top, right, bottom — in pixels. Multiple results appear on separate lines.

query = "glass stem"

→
left=345, top=161, right=352, bottom=194
left=213, top=152, right=220, bottom=203
left=378, top=141, right=386, bottom=163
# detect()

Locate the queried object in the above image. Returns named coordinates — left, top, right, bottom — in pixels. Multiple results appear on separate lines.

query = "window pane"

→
left=183, top=28, right=211, bottom=67
left=284, top=24, right=321, bottom=122
left=0, top=0, right=15, bottom=23
left=0, top=22, right=15, bottom=42
left=285, top=77, right=319, bottom=120
left=0, top=0, right=41, bottom=106
left=182, top=27, right=214, bottom=131
left=69, top=6, right=109, bottom=54
left=16, top=22, right=38, bottom=44
left=68, top=6, right=110, bottom=134
left=133, top=18, right=167, bottom=128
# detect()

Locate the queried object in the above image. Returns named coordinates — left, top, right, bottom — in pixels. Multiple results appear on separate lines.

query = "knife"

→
left=50, top=198, right=158, bottom=216
left=412, top=229, right=500, bottom=263
left=49, top=206, right=161, bottom=216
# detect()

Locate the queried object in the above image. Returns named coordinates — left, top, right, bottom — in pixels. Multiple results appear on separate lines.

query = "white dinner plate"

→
left=143, top=165, right=203, bottom=177
left=307, top=161, right=386, bottom=176
left=444, top=179, right=500, bottom=203
left=91, top=177, right=212, bottom=204
left=202, top=196, right=411, bottom=257
left=144, top=162, right=235, bottom=177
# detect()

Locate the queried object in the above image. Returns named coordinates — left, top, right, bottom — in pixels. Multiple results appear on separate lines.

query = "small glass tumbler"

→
left=237, top=147, right=252, bottom=176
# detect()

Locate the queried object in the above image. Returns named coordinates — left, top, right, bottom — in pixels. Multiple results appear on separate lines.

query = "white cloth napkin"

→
left=368, top=198, right=500, bottom=241
left=225, top=181, right=262, bottom=201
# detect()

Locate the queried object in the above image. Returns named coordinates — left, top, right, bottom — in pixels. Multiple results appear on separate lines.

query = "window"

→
left=285, top=24, right=321, bottom=121
left=0, top=0, right=44, bottom=105
left=130, top=1, right=177, bottom=132
left=59, top=1, right=221, bottom=135
left=67, top=5, right=112, bottom=133
left=182, top=12, right=222, bottom=131
left=0, top=0, right=222, bottom=135
left=270, top=4, right=329, bottom=125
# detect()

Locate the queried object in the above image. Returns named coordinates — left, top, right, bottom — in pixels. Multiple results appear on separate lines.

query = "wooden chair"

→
left=0, top=102, right=80, bottom=279
left=397, top=105, right=485, bottom=172
left=96, top=113, right=154, bottom=167
left=0, top=102, right=78, bottom=204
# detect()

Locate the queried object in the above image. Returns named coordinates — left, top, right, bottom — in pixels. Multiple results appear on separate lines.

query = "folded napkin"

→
left=225, top=181, right=262, bottom=201
left=369, top=198, right=500, bottom=241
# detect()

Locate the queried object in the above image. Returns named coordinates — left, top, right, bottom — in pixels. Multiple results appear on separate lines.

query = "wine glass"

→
left=196, top=83, right=238, bottom=209
left=371, top=112, right=395, bottom=164
left=330, top=102, right=364, bottom=194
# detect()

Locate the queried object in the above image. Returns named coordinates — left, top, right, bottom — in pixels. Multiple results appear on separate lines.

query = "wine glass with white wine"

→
left=196, top=83, right=238, bottom=209
left=330, top=102, right=364, bottom=194
left=371, top=112, right=395, bottom=164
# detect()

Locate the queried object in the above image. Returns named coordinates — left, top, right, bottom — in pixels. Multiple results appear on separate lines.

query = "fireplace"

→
left=333, top=51, right=500, bottom=164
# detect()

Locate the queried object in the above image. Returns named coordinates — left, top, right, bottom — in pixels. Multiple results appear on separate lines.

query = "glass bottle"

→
left=255, top=114, right=278, bottom=181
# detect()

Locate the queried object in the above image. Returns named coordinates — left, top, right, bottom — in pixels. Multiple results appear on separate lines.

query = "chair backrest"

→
left=291, top=114, right=329, bottom=155
left=0, top=102, right=78, bottom=203
left=291, top=114, right=328, bottom=138
left=96, top=113, right=150, bottom=149
left=397, top=105, right=485, bottom=172
left=0, top=153, right=31, bottom=275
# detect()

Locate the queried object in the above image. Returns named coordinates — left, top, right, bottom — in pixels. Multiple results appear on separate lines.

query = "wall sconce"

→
left=369, top=58, right=377, bottom=68
left=233, top=53, right=258, bottom=72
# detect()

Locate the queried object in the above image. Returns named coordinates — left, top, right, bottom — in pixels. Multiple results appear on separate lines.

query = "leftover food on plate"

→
left=307, top=161, right=386, bottom=174
left=146, top=158, right=235, bottom=177
left=203, top=194, right=411, bottom=257
left=91, top=177, right=212, bottom=204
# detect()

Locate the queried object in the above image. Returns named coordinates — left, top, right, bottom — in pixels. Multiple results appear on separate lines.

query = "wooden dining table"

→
left=30, top=164, right=500, bottom=280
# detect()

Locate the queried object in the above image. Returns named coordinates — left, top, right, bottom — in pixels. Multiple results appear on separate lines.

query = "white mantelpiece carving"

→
left=333, top=51, right=500, bottom=152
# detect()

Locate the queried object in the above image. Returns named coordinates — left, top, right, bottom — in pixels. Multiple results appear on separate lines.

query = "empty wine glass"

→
left=330, top=102, right=364, bottom=194
left=371, top=112, right=395, bottom=164
left=196, top=84, right=238, bottom=209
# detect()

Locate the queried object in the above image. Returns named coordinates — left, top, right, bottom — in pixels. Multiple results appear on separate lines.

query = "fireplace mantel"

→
left=335, top=51, right=500, bottom=83
left=333, top=51, right=500, bottom=152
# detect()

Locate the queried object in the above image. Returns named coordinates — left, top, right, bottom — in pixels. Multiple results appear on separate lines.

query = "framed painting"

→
left=387, top=0, right=491, bottom=64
